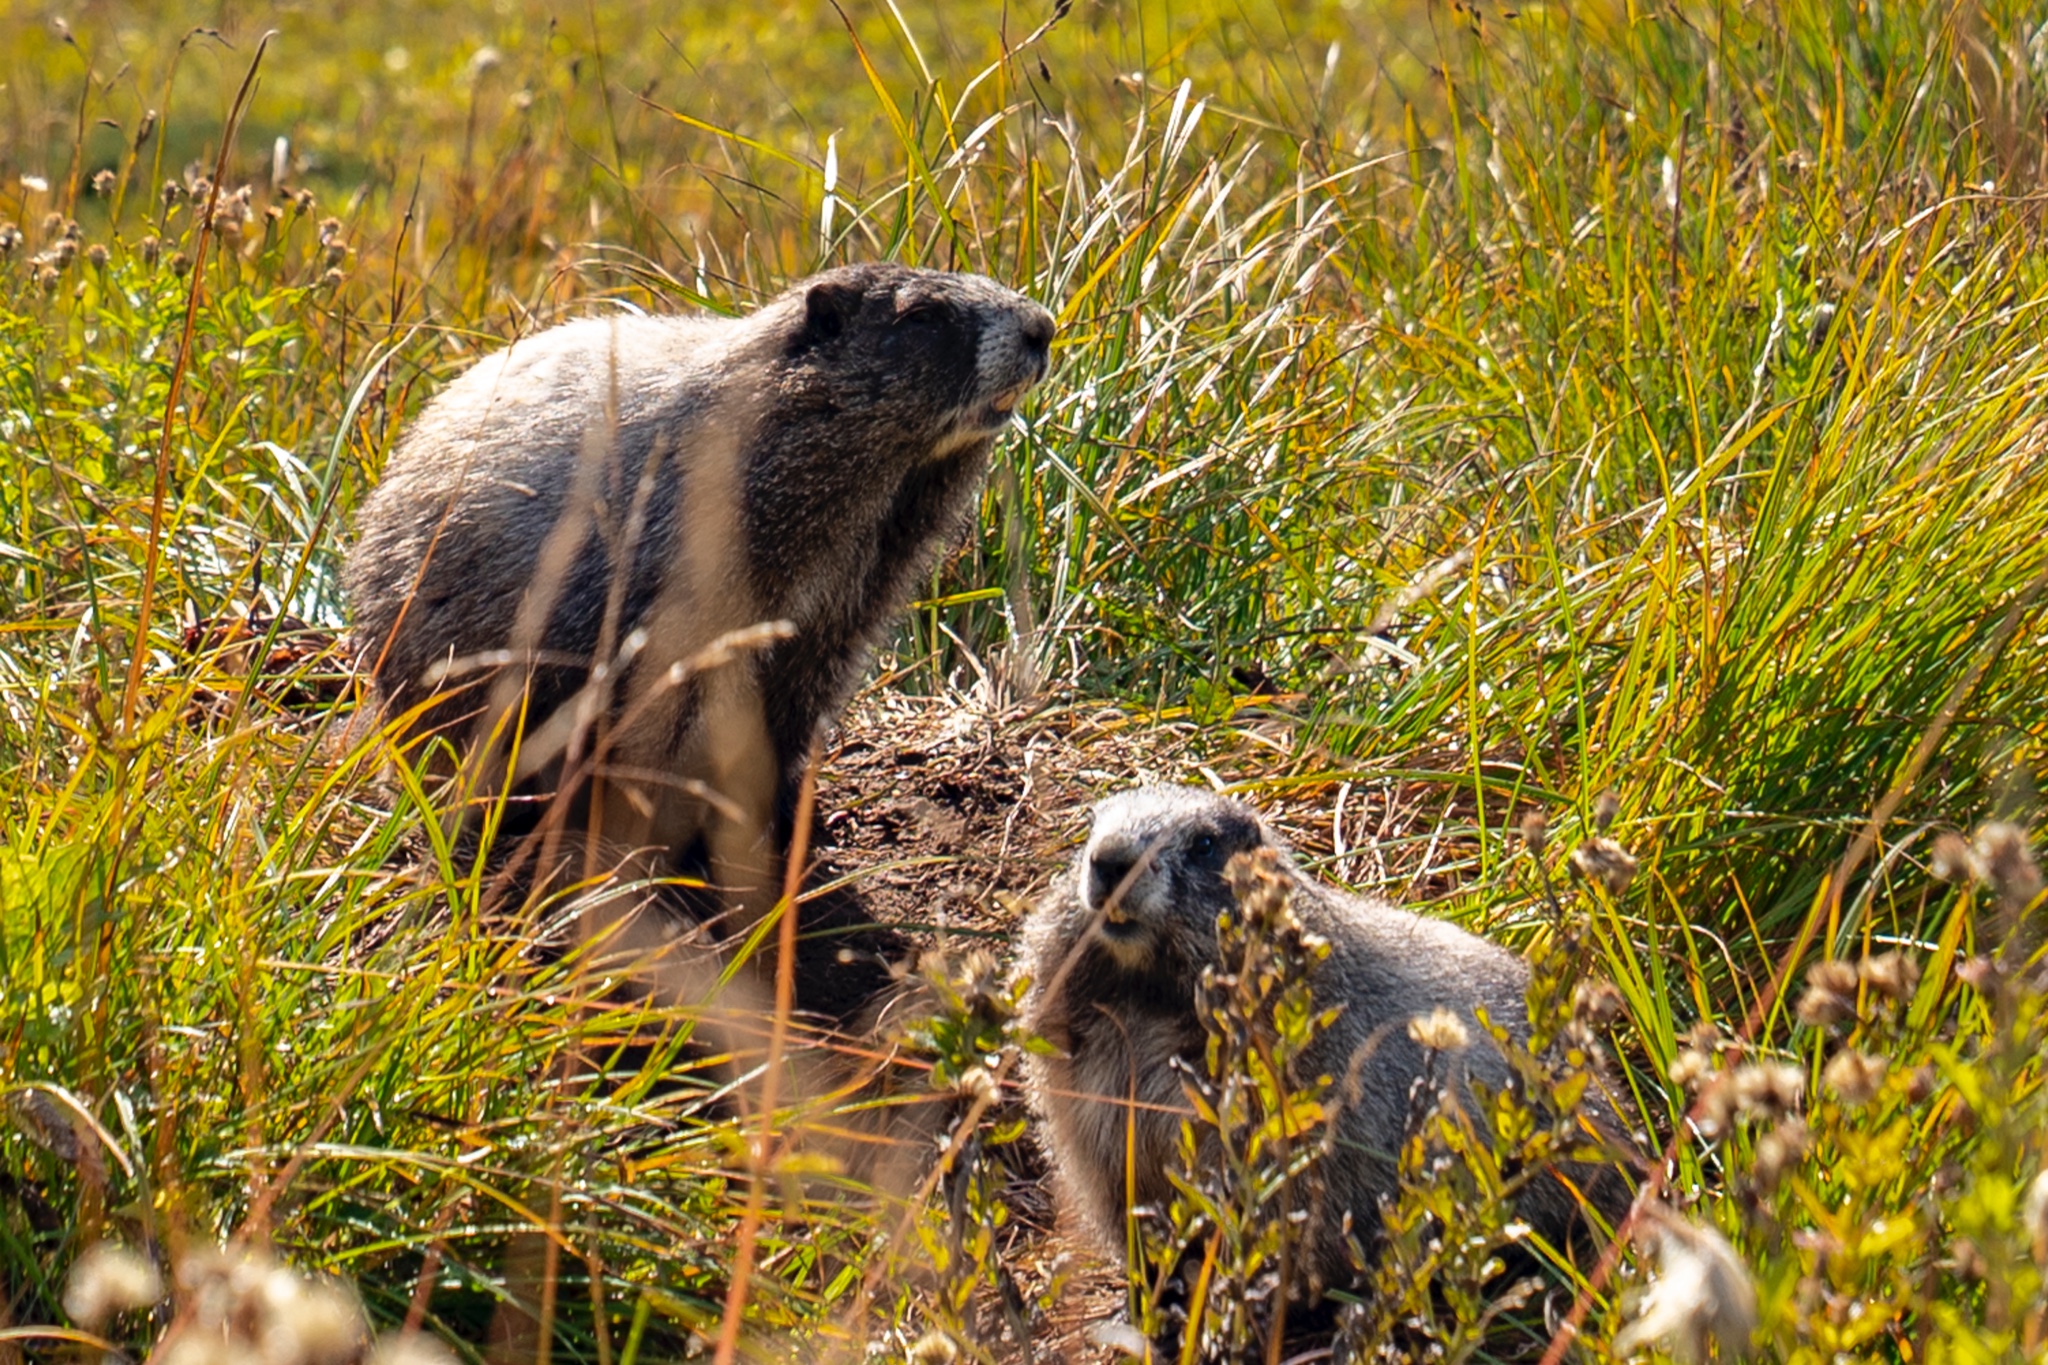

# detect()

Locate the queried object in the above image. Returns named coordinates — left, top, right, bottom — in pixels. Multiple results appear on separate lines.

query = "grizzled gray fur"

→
left=1017, top=785, right=1632, bottom=1290
left=346, top=263, right=1053, bottom=925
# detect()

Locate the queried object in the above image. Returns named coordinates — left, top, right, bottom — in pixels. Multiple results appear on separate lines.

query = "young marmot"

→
left=1017, top=785, right=1634, bottom=1293
left=346, top=264, right=1054, bottom=951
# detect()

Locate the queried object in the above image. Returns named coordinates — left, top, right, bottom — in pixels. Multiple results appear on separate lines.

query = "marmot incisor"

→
left=346, top=263, right=1054, bottom=944
left=1017, top=786, right=1632, bottom=1290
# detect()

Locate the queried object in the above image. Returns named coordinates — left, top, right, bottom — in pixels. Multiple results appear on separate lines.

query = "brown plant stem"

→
left=119, top=32, right=273, bottom=737
left=712, top=739, right=821, bottom=1365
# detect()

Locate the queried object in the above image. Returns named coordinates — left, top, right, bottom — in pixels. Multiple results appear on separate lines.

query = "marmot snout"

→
left=1017, top=785, right=1634, bottom=1291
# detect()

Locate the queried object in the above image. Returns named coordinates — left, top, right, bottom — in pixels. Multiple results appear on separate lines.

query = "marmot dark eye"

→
left=897, top=303, right=945, bottom=328
left=1190, top=833, right=1215, bottom=858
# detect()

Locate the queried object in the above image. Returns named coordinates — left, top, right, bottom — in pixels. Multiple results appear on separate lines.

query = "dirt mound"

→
left=811, top=689, right=1466, bottom=955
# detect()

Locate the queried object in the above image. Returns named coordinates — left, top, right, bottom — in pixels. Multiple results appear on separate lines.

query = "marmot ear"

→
left=797, top=279, right=864, bottom=351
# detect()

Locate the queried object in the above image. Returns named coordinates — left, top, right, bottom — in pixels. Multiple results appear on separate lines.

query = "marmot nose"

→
left=1089, top=849, right=1136, bottom=908
left=1020, top=305, right=1055, bottom=358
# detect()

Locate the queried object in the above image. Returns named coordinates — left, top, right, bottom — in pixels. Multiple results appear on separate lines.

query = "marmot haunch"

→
left=1017, top=785, right=1633, bottom=1292
left=345, top=263, right=1054, bottom=938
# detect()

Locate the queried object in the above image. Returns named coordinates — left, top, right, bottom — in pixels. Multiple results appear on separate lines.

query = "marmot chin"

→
left=1017, top=785, right=1633, bottom=1293
left=347, top=263, right=1054, bottom=950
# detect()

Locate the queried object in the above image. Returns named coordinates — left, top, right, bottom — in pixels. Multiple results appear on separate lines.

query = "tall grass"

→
left=1, top=0, right=2044, bottom=1358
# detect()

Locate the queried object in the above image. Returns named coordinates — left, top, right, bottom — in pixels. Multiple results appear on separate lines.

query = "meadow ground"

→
left=2, top=1, right=2046, bottom=1361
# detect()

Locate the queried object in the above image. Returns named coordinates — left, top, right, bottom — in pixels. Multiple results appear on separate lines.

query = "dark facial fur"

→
left=1063, top=784, right=1269, bottom=990
left=1016, top=785, right=1636, bottom=1293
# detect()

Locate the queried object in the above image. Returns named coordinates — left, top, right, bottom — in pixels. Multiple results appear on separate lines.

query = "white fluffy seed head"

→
left=159, top=1247, right=369, bottom=1365
left=369, top=1334, right=459, bottom=1365
left=2024, top=1169, right=2048, bottom=1269
left=1614, top=1206, right=1759, bottom=1363
left=63, top=1242, right=164, bottom=1328
left=1408, top=1006, right=1473, bottom=1052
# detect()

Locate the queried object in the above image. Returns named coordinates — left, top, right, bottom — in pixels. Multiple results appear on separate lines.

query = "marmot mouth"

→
left=1096, top=903, right=1147, bottom=940
left=971, top=381, right=1036, bottom=430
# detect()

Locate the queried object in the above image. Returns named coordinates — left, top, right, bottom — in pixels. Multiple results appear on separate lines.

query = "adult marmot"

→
left=347, top=263, right=1054, bottom=966
left=1016, top=785, right=1633, bottom=1293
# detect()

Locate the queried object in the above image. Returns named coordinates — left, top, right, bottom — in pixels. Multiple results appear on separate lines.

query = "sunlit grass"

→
left=1, top=0, right=2045, bottom=1359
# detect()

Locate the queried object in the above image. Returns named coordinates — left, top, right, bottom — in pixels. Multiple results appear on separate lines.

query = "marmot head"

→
left=1063, top=785, right=1277, bottom=976
left=777, top=262, right=1055, bottom=452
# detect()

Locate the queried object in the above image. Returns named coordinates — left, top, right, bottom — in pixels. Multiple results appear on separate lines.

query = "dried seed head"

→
left=1693, top=1072, right=1737, bottom=1138
left=84, top=242, right=107, bottom=268
left=1729, top=1060, right=1804, bottom=1119
left=63, top=1243, right=163, bottom=1328
left=211, top=186, right=253, bottom=236
left=1751, top=1116, right=1810, bottom=1194
left=1573, top=979, right=1625, bottom=1028
left=1858, top=951, right=1920, bottom=1003
left=264, top=1274, right=365, bottom=1365
left=2024, top=1169, right=2048, bottom=1270
left=368, top=1332, right=457, bottom=1365
left=1224, top=846, right=1299, bottom=931
left=908, top=1330, right=960, bottom=1365
left=162, top=179, right=184, bottom=204
left=90, top=168, right=116, bottom=196
left=0, top=223, right=18, bottom=253
left=1930, top=831, right=1978, bottom=884
left=136, top=109, right=157, bottom=146
left=317, top=215, right=344, bottom=246
left=1613, top=1205, right=1759, bottom=1364
left=1795, top=959, right=1861, bottom=1029
left=1822, top=1048, right=1887, bottom=1107
left=170, top=252, right=192, bottom=277
left=1807, top=958, right=1859, bottom=996
left=320, top=267, right=345, bottom=289
left=1949, top=1237, right=1989, bottom=1280
left=1408, top=1006, right=1472, bottom=1053
left=1571, top=837, right=1638, bottom=896
left=1956, top=954, right=2004, bottom=994
left=1668, top=1048, right=1712, bottom=1090
left=1518, top=808, right=1549, bottom=854
left=1974, top=822, right=2042, bottom=914
left=37, top=264, right=59, bottom=293
left=161, top=1248, right=368, bottom=1365
left=294, top=188, right=316, bottom=213
left=139, top=235, right=161, bottom=267
left=1594, top=790, right=1622, bottom=833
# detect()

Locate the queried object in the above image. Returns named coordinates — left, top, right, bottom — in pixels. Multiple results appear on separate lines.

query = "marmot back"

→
left=346, top=263, right=1054, bottom=942
left=1016, top=785, right=1634, bottom=1293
